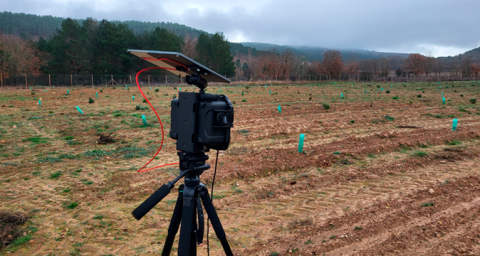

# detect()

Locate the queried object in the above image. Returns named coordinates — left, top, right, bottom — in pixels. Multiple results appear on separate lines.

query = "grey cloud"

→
left=1, top=0, right=479, bottom=56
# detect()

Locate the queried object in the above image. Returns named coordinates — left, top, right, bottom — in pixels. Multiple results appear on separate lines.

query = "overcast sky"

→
left=2, top=0, right=479, bottom=57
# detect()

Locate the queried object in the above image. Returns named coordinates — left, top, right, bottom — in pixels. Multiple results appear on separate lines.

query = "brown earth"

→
left=0, top=80, right=479, bottom=255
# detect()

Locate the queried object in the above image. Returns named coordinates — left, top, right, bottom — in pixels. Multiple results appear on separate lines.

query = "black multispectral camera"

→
left=170, top=86, right=234, bottom=154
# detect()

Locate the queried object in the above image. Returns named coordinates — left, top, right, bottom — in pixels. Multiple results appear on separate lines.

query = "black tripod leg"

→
left=162, top=184, right=184, bottom=256
left=178, top=185, right=196, bottom=256
left=199, top=189, right=234, bottom=256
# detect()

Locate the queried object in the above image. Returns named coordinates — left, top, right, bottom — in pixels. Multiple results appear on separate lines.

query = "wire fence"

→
left=0, top=73, right=184, bottom=87
left=0, top=72, right=477, bottom=87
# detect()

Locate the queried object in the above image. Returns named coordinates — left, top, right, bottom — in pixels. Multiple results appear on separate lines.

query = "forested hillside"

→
left=0, top=12, right=205, bottom=38
left=0, top=18, right=235, bottom=79
left=240, top=42, right=409, bottom=62
left=438, top=47, right=480, bottom=63
left=0, top=12, right=63, bottom=37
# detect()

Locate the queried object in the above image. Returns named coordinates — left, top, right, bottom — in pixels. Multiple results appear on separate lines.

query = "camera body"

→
left=170, top=91, right=234, bottom=154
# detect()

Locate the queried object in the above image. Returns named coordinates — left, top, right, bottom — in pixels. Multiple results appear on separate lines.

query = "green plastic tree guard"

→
left=298, top=134, right=305, bottom=153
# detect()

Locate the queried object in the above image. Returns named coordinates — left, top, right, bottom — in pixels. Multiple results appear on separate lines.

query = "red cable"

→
left=134, top=58, right=188, bottom=173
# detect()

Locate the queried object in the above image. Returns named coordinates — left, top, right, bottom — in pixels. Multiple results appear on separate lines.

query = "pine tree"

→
left=210, top=33, right=235, bottom=77
left=194, top=33, right=234, bottom=77
left=93, top=20, right=136, bottom=74
left=47, top=18, right=88, bottom=74
left=195, top=33, right=211, bottom=67
left=151, top=27, right=182, bottom=52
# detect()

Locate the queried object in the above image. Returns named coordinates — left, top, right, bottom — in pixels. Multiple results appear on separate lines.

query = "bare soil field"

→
left=1, top=80, right=480, bottom=255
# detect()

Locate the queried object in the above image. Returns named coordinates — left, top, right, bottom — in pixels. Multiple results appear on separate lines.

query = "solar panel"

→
left=128, top=49, right=231, bottom=83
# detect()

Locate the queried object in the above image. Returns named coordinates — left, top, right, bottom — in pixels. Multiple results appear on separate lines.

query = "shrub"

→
left=65, top=202, right=79, bottom=209
left=413, top=151, right=428, bottom=157
left=446, top=140, right=461, bottom=145
left=384, top=115, right=395, bottom=121
left=135, top=105, right=148, bottom=111
left=322, top=102, right=330, bottom=110
left=50, top=171, right=62, bottom=179
left=470, top=98, right=476, bottom=104
left=392, top=96, right=399, bottom=99
left=88, top=98, right=94, bottom=104
left=386, top=90, right=390, bottom=93
left=155, top=88, right=159, bottom=92
left=143, top=99, right=147, bottom=103
left=421, top=202, right=435, bottom=207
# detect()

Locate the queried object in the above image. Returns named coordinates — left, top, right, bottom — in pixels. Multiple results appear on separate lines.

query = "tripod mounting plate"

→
left=128, top=49, right=231, bottom=86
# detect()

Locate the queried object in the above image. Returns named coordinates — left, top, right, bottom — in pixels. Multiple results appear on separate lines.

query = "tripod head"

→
left=178, top=151, right=210, bottom=180
left=185, top=73, right=208, bottom=90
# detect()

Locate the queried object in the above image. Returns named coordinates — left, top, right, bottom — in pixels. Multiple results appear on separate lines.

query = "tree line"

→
left=0, top=18, right=235, bottom=80
left=232, top=49, right=480, bottom=82
left=0, top=11, right=205, bottom=39
left=1, top=15, right=480, bottom=84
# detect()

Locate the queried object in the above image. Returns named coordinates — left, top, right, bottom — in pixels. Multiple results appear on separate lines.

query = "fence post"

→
left=25, top=73, right=27, bottom=88
left=1, top=73, right=2, bottom=87
left=130, top=75, right=132, bottom=85
left=49, top=74, right=51, bottom=87
left=71, top=74, right=73, bottom=86
left=91, top=74, right=93, bottom=87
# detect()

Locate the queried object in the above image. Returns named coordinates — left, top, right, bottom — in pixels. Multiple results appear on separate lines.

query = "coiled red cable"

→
left=134, top=59, right=188, bottom=173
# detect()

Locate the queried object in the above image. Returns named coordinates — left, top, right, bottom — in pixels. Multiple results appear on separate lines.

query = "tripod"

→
left=132, top=151, right=233, bottom=256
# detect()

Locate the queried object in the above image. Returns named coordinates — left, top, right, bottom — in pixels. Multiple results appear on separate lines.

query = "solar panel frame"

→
left=128, top=49, right=231, bottom=83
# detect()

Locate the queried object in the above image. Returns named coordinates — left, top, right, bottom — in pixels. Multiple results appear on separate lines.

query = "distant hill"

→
left=0, top=12, right=63, bottom=37
left=240, top=42, right=409, bottom=62
left=239, top=42, right=309, bottom=56
left=0, top=11, right=420, bottom=62
left=0, top=11, right=206, bottom=38
left=437, top=47, right=480, bottom=64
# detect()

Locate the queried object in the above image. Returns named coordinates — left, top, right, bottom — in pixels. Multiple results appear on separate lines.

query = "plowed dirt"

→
left=1, top=81, right=479, bottom=255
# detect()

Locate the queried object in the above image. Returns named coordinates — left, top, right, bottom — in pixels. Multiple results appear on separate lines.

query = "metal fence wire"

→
left=0, top=72, right=476, bottom=87
left=1, top=73, right=184, bottom=87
